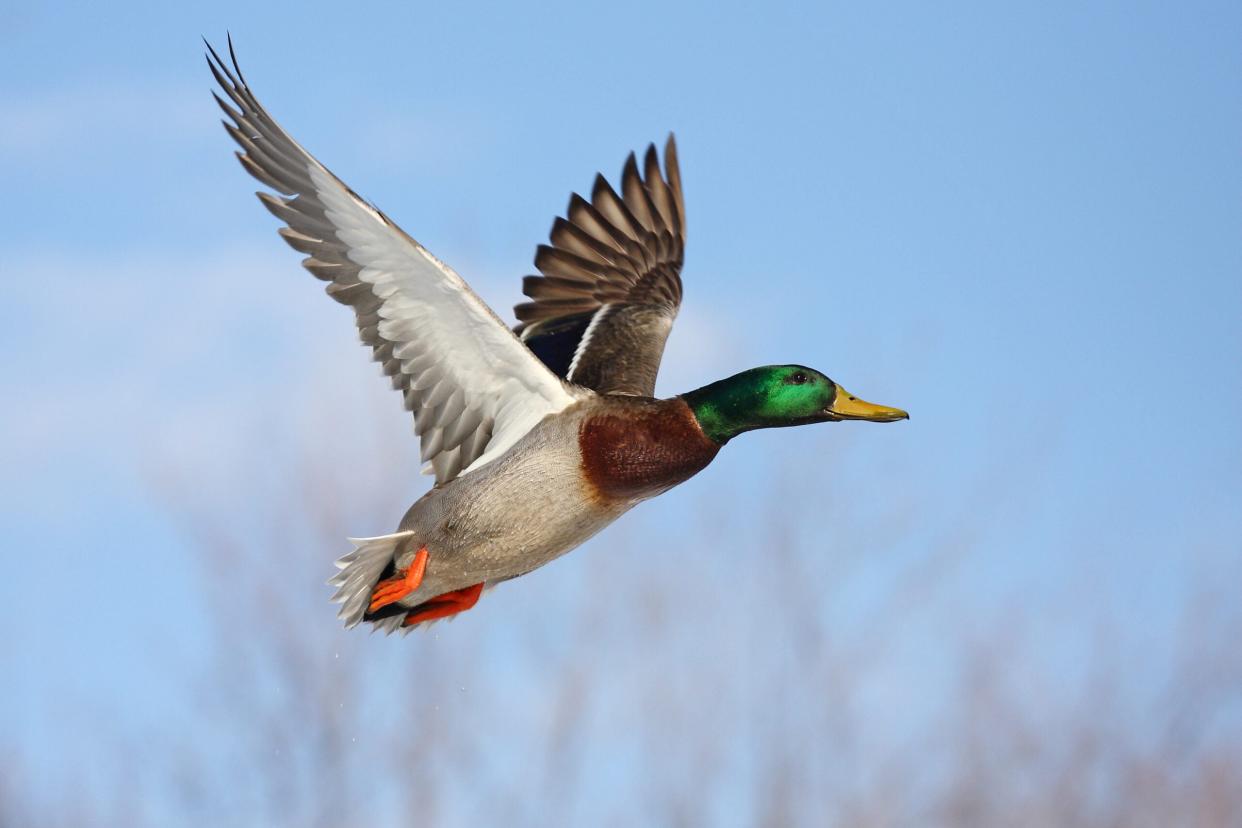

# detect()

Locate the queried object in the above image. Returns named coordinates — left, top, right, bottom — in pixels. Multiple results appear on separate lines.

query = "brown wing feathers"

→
left=517, top=137, right=686, bottom=396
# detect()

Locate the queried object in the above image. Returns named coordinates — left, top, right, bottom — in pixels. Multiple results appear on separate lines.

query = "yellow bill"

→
left=826, top=386, right=909, bottom=422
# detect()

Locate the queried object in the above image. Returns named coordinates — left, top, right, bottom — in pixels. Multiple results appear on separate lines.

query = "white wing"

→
left=207, top=40, right=580, bottom=483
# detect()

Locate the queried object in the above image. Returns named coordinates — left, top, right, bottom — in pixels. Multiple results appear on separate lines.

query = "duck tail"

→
left=327, top=531, right=415, bottom=630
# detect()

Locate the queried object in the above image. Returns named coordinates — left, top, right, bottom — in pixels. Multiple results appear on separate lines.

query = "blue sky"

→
left=2, top=0, right=1240, bottom=820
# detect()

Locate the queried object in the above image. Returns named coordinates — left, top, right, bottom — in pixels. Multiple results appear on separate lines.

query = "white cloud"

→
left=654, top=302, right=745, bottom=396
left=1, top=244, right=394, bottom=503
left=0, top=81, right=206, bottom=159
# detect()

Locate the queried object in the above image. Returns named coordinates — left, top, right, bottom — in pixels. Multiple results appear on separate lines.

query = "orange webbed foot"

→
left=402, top=582, right=484, bottom=627
left=368, top=547, right=429, bottom=614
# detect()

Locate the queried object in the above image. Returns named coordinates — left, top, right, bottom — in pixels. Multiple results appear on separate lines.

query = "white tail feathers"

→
left=328, top=532, right=415, bottom=629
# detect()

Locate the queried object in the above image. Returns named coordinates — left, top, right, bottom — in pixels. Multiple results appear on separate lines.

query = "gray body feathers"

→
left=330, top=401, right=632, bottom=631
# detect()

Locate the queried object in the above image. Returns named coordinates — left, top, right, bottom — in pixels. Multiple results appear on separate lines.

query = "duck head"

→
left=680, top=365, right=908, bottom=445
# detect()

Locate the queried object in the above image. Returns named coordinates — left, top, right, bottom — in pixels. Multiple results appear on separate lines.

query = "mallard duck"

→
left=207, top=39, right=908, bottom=634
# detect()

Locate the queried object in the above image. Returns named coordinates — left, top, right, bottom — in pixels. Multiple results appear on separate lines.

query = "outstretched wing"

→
left=515, top=136, right=685, bottom=397
left=207, top=39, right=578, bottom=483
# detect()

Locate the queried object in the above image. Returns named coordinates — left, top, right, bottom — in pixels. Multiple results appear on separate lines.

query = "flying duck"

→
left=206, top=38, right=908, bottom=634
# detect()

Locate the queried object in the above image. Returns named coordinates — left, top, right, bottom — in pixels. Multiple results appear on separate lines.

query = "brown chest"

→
left=578, top=399, right=720, bottom=503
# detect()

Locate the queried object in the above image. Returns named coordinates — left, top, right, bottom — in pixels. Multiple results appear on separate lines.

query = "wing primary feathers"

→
left=207, top=37, right=578, bottom=483
left=516, top=137, right=686, bottom=396
left=236, top=151, right=294, bottom=195
left=226, top=33, right=249, bottom=87
left=211, top=91, right=243, bottom=124
left=664, top=134, right=686, bottom=233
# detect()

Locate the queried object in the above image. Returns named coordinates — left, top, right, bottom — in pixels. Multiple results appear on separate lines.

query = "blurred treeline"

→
left=5, top=422, right=1240, bottom=828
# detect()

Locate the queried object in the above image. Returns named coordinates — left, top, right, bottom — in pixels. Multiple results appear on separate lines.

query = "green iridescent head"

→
left=681, top=365, right=908, bottom=445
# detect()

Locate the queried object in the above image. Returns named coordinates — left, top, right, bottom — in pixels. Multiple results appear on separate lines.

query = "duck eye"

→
left=789, top=371, right=808, bottom=385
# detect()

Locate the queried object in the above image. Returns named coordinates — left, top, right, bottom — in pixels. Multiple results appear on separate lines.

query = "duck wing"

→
left=207, top=40, right=579, bottom=484
left=515, top=136, right=685, bottom=397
